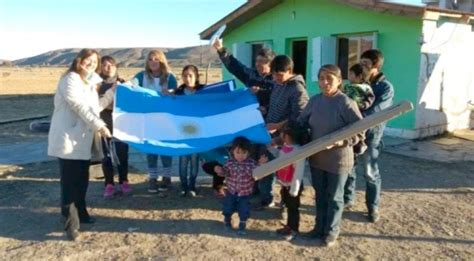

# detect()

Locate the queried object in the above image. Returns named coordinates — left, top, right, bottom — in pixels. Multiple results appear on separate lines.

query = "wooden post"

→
left=253, top=101, right=414, bottom=180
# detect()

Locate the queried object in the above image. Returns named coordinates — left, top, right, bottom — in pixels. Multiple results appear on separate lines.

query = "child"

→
left=214, top=137, right=263, bottom=235
left=342, top=63, right=375, bottom=156
left=274, top=124, right=306, bottom=241
left=342, top=63, right=375, bottom=112
left=175, top=65, right=204, bottom=197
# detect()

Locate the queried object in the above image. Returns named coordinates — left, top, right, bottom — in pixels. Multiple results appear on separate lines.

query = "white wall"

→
left=416, top=19, right=474, bottom=137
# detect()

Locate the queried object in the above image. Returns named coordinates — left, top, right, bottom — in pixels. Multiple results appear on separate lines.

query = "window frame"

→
left=335, top=32, right=378, bottom=79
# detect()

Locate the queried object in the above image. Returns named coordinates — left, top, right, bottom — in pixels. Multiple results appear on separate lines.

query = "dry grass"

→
left=0, top=67, right=222, bottom=96
left=0, top=67, right=222, bottom=123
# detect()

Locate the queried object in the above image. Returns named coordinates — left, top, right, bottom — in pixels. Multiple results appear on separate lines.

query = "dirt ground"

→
left=0, top=68, right=473, bottom=259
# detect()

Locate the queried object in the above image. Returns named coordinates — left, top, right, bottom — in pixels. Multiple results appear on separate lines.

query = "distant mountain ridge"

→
left=10, top=46, right=221, bottom=67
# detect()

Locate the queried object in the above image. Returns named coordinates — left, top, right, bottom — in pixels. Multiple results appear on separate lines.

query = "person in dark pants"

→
left=273, top=124, right=306, bottom=241
left=48, top=49, right=115, bottom=240
left=213, top=39, right=278, bottom=209
left=298, top=65, right=363, bottom=247
left=214, top=137, right=265, bottom=236
left=98, top=56, right=130, bottom=199
left=175, top=65, right=205, bottom=197
left=345, top=50, right=394, bottom=223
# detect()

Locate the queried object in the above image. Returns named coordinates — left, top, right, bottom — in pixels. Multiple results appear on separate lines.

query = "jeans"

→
left=343, top=162, right=358, bottom=205
left=361, top=124, right=384, bottom=212
left=281, top=185, right=304, bottom=231
left=222, top=193, right=250, bottom=223
left=102, top=138, right=129, bottom=185
left=311, top=167, right=348, bottom=238
left=59, top=158, right=91, bottom=222
left=252, top=144, right=275, bottom=205
left=258, top=173, right=275, bottom=205
left=147, top=154, right=172, bottom=179
left=179, top=154, right=199, bottom=191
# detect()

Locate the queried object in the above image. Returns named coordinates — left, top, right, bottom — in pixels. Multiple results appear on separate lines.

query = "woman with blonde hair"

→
left=48, top=48, right=115, bottom=240
left=130, top=49, right=177, bottom=194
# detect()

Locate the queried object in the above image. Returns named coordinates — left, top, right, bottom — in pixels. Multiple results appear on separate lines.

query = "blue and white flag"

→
left=113, top=84, right=270, bottom=156
left=198, top=79, right=235, bottom=94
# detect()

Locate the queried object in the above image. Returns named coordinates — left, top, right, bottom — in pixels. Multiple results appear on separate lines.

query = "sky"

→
left=0, top=0, right=423, bottom=60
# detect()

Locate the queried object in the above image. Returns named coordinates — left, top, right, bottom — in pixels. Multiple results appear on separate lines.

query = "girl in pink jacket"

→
left=275, top=125, right=306, bottom=241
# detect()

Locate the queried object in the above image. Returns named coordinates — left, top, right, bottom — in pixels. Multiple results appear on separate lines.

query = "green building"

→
left=201, top=0, right=474, bottom=139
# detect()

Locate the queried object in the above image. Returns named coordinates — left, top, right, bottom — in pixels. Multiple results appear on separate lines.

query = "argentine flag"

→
left=113, top=84, right=270, bottom=156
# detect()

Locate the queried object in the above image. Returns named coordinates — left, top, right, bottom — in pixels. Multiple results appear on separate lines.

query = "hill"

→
left=12, top=46, right=221, bottom=68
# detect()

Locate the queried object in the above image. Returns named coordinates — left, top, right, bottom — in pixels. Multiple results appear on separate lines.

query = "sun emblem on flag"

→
left=181, top=123, right=199, bottom=136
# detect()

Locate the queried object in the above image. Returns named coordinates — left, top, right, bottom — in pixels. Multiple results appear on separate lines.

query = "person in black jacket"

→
left=213, top=39, right=274, bottom=119
left=98, top=56, right=130, bottom=199
left=213, top=39, right=278, bottom=208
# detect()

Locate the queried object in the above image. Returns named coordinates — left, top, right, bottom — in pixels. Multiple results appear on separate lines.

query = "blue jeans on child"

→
left=258, top=174, right=275, bottom=206
left=222, top=193, right=250, bottom=230
left=179, top=154, right=199, bottom=191
left=147, top=154, right=172, bottom=179
left=311, top=167, right=348, bottom=238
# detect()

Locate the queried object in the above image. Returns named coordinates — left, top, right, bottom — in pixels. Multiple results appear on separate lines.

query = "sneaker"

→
left=324, top=235, right=338, bottom=247
left=368, top=209, right=380, bottom=223
left=148, top=178, right=158, bottom=193
left=120, top=181, right=132, bottom=195
left=284, top=230, right=298, bottom=241
left=179, top=190, right=187, bottom=197
left=267, top=201, right=276, bottom=208
left=158, top=177, right=171, bottom=192
left=188, top=190, right=197, bottom=197
left=103, top=184, right=115, bottom=199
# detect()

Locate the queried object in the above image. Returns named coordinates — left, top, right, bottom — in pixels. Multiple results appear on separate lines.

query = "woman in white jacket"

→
left=48, top=49, right=114, bottom=241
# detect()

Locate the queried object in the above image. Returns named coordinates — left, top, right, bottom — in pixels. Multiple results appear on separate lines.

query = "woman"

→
left=48, top=49, right=115, bottom=240
left=130, top=50, right=177, bottom=194
left=297, top=64, right=363, bottom=247
left=98, top=56, right=130, bottom=199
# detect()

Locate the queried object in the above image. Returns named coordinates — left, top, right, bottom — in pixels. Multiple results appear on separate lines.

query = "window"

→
left=337, top=33, right=376, bottom=79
